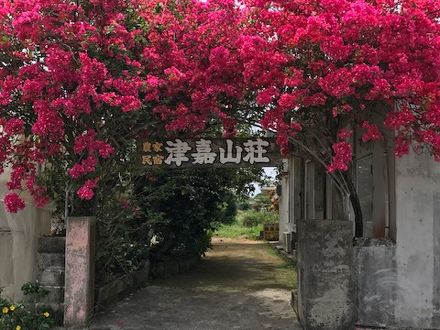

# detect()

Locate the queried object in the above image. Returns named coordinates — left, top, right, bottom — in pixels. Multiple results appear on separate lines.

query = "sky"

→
left=250, top=166, right=277, bottom=196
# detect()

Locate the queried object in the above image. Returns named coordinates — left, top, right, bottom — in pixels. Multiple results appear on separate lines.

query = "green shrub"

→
left=95, top=194, right=150, bottom=285
left=94, top=165, right=261, bottom=284
left=0, top=284, right=55, bottom=330
left=250, top=193, right=273, bottom=211
left=238, top=210, right=279, bottom=227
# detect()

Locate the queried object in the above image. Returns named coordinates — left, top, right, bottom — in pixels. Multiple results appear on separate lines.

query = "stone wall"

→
left=394, top=151, right=440, bottom=328
left=95, top=261, right=150, bottom=308
left=0, top=170, right=52, bottom=301
left=36, top=236, right=66, bottom=325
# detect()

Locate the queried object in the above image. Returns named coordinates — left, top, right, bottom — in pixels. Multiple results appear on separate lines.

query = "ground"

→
left=90, top=238, right=301, bottom=330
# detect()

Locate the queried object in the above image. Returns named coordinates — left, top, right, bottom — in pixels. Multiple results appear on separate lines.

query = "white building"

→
left=279, top=133, right=440, bottom=328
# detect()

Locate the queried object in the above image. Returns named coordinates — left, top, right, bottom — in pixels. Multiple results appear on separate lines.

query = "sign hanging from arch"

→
left=139, top=138, right=282, bottom=168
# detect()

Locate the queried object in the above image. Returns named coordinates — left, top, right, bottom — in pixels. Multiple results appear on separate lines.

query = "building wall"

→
left=356, top=150, right=440, bottom=329
left=353, top=132, right=393, bottom=238
left=0, top=170, right=52, bottom=301
left=394, top=150, right=440, bottom=328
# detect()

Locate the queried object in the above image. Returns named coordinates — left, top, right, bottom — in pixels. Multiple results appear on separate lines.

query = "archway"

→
left=61, top=136, right=305, bottom=329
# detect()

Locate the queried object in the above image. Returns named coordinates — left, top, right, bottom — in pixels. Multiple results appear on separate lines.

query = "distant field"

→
left=213, top=210, right=279, bottom=240
left=214, top=222, right=262, bottom=240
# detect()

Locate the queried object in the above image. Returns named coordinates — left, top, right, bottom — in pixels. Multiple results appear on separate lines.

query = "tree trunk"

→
left=349, top=190, right=363, bottom=237
left=343, top=171, right=363, bottom=237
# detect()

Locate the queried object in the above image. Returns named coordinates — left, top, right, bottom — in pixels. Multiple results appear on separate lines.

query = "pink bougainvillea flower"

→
left=4, top=193, right=25, bottom=213
left=0, top=0, right=439, bottom=212
left=76, top=179, right=99, bottom=201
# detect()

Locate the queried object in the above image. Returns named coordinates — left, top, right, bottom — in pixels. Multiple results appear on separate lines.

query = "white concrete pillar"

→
left=278, top=158, right=290, bottom=246
left=394, top=151, right=440, bottom=328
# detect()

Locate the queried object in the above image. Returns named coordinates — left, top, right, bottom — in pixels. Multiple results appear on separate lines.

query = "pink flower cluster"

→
left=4, top=193, right=25, bottom=213
left=328, top=142, right=353, bottom=173
left=361, top=122, right=383, bottom=143
left=328, top=130, right=353, bottom=173
left=0, top=0, right=439, bottom=212
left=239, top=0, right=440, bottom=171
left=68, top=130, right=113, bottom=198
left=77, top=179, right=99, bottom=201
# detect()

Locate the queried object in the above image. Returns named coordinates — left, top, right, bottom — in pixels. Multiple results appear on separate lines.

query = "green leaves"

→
left=0, top=283, right=54, bottom=330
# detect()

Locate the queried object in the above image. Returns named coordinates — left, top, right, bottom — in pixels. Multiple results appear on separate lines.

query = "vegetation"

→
left=136, top=168, right=261, bottom=263
left=265, top=245, right=297, bottom=290
left=94, top=166, right=262, bottom=284
left=0, top=0, right=438, bottom=240
left=0, top=283, right=54, bottom=330
left=214, top=222, right=262, bottom=240
left=239, top=210, right=278, bottom=227
left=214, top=194, right=279, bottom=239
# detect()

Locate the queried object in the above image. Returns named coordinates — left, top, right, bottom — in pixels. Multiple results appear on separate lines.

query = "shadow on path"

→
left=90, top=238, right=301, bottom=330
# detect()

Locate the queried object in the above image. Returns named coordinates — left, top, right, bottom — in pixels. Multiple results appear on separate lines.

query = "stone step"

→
left=38, top=236, right=66, bottom=254
left=39, top=285, right=64, bottom=303
left=38, top=253, right=65, bottom=269
left=39, top=268, right=65, bottom=286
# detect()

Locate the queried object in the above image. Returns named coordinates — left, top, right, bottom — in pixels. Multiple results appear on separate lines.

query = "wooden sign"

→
left=263, top=223, right=279, bottom=241
left=139, top=138, right=281, bottom=168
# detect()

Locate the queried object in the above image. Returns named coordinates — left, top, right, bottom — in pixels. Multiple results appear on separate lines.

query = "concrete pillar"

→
left=64, top=216, right=96, bottom=328
left=278, top=158, right=290, bottom=246
left=394, top=151, right=440, bottom=328
left=295, top=219, right=355, bottom=330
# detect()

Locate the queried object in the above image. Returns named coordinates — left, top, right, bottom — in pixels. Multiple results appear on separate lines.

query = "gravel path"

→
left=90, top=238, right=301, bottom=330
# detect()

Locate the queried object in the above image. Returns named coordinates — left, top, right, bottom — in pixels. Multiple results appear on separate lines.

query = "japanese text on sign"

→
left=140, top=138, right=280, bottom=167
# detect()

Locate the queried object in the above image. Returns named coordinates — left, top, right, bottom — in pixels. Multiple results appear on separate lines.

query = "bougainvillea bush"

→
left=0, top=0, right=439, bottom=235
left=0, top=0, right=246, bottom=215
left=237, top=0, right=440, bottom=235
left=241, top=0, right=440, bottom=165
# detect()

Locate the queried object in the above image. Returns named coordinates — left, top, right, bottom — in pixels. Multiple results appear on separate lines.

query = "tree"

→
left=134, top=167, right=262, bottom=261
left=1, top=0, right=439, bottom=239
left=232, top=0, right=440, bottom=236
left=0, top=0, right=246, bottom=214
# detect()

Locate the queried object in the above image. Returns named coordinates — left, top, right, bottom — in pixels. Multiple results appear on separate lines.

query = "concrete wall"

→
left=394, top=150, right=440, bottom=328
left=355, top=151, right=440, bottom=329
left=0, top=170, right=52, bottom=300
left=354, top=239, right=396, bottom=327
left=296, top=219, right=356, bottom=330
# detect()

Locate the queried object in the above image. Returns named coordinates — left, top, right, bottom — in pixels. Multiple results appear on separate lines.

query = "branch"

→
left=235, top=117, right=351, bottom=196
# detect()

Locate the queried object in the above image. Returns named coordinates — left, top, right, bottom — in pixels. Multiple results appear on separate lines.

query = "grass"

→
left=212, top=222, right=297, bottom=290
left=214, top=209, right=280, bottom=240
left=264, top=242, right=297, bottom=289
left=213, top=222, right=262, bottom=240
left=237, top=210, right=279, bottom=227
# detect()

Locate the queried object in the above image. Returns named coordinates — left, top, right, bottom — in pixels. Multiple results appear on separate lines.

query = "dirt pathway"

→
left=90, top=238, right=301, bottom=330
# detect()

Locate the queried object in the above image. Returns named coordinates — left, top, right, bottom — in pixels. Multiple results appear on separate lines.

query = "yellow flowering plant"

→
left=0, top=285, right=55, bottom=330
